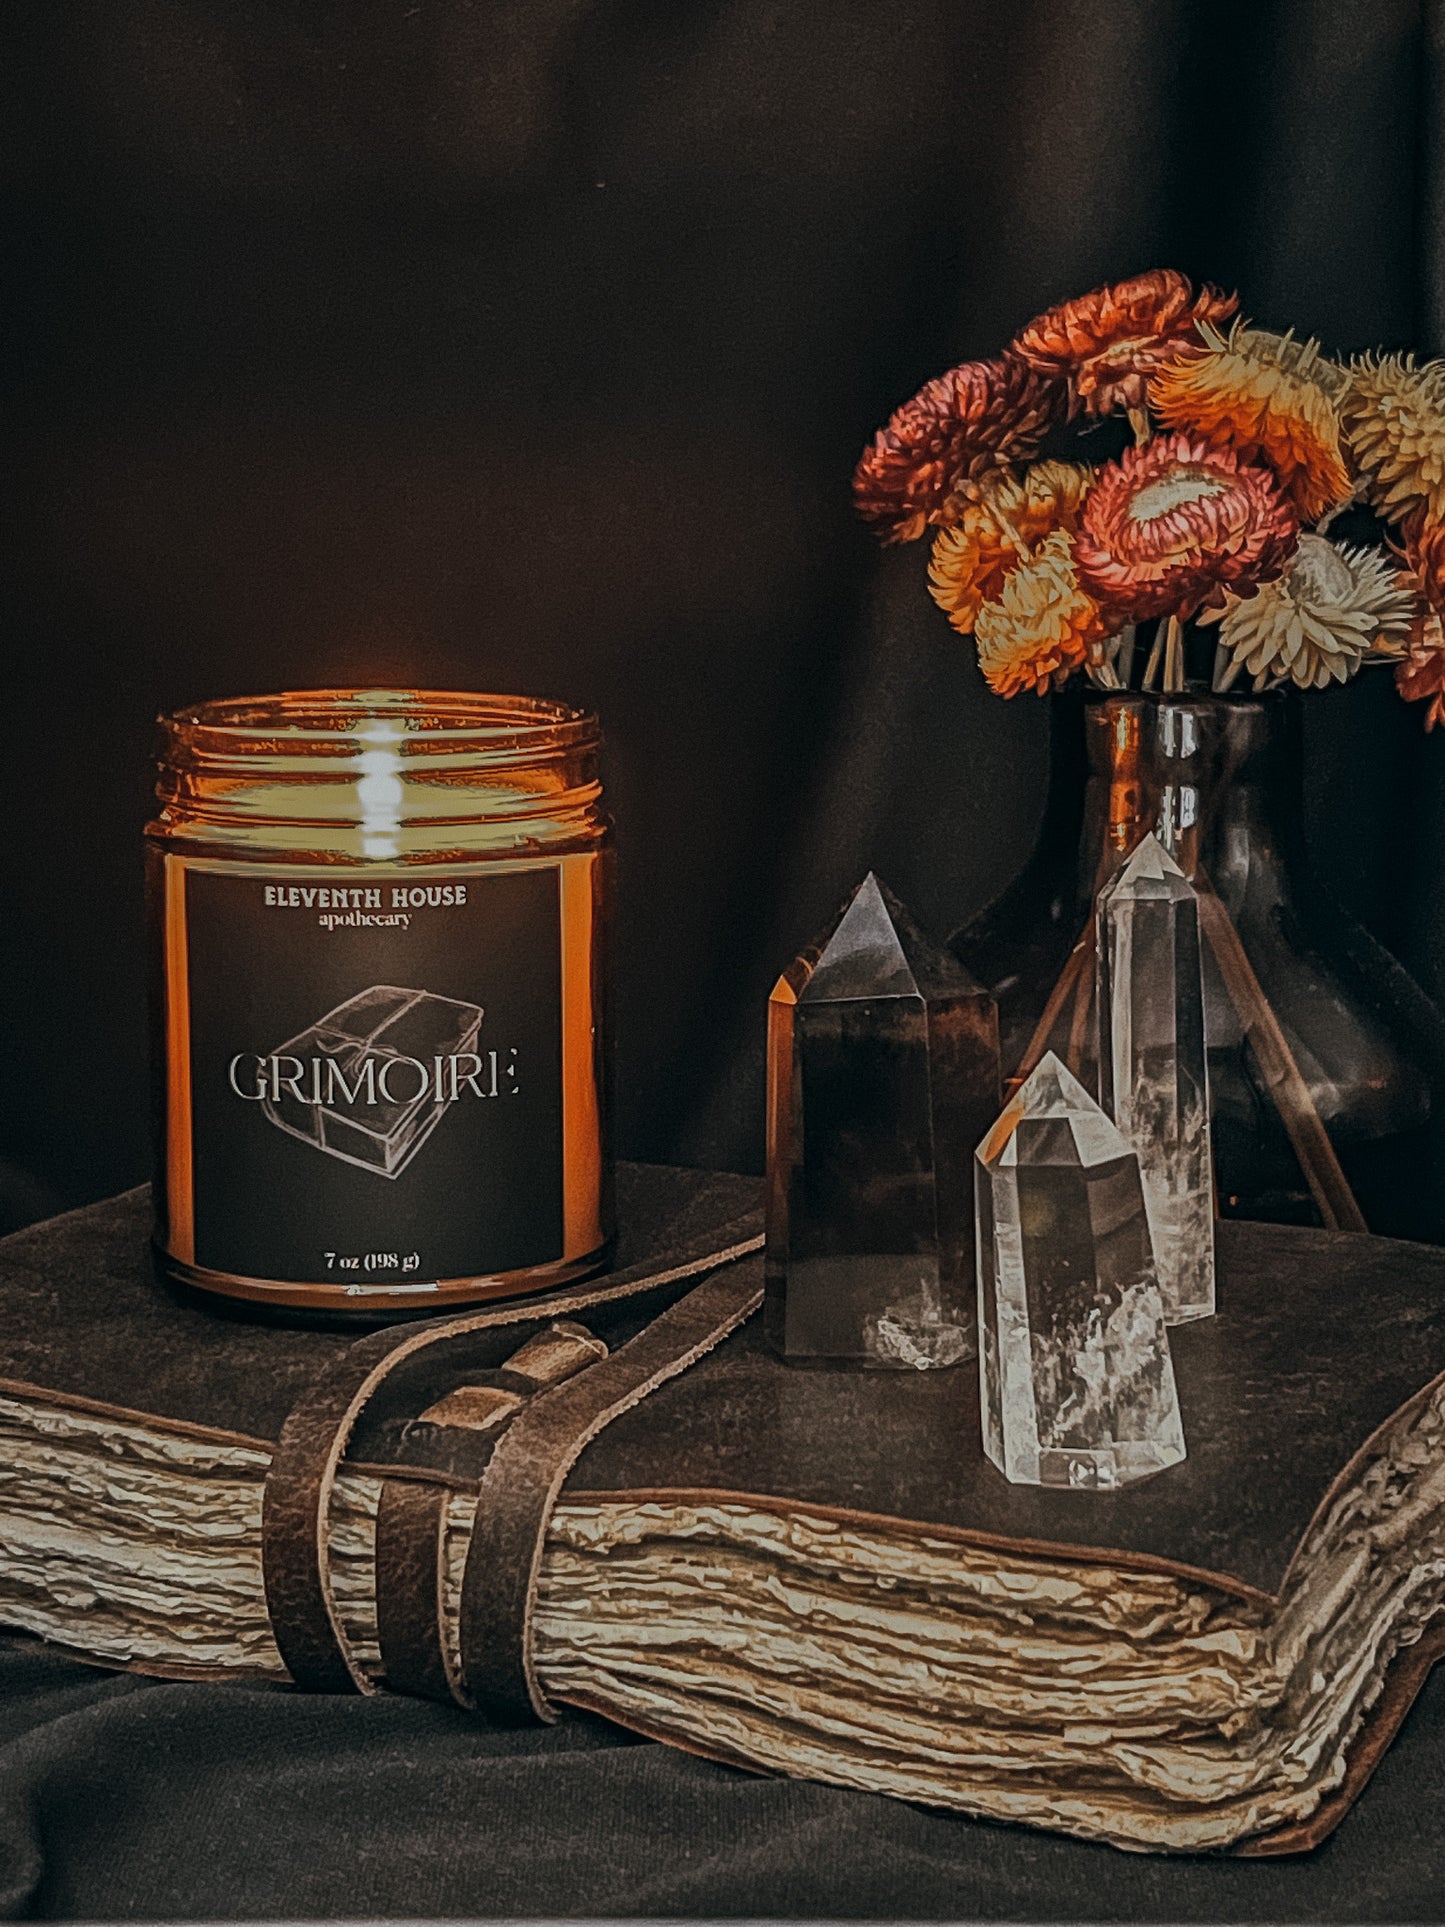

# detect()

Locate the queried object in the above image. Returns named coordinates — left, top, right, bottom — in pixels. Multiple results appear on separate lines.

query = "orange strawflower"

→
left=1011, top=270, right=1238, bottom=418
left=928, top=461, right=1095, bottom=632
left=1401, top=511, right=1445, bottom=613
left=1391, top=514, right=1445, bottom=725
left=852, top=355, right=1060, bottom=543
left=1395, top=606, right=1445, bottom=729
left=1150, top=324, right=1351, bottom=524
left=1074, top=433, right=1298, bottom=622
left=973, top=530, right=1109, bottom=697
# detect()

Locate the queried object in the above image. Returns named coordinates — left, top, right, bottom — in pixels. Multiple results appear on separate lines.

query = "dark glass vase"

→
left=951, top=690, right=1445, bottom=1241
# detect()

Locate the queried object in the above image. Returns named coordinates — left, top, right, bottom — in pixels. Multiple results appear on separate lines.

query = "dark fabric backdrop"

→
left=5, top=0, right=1445, bottom=1222
left=5, top=7, right=1445, bottom=1919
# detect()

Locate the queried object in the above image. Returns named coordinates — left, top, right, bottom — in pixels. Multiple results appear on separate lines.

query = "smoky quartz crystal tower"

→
left=1097, top=833, right=1215, bottom=1323
left=766, top=873, right=1000, bottom=1368
left=975, top=1052, right=1186, bottom=1488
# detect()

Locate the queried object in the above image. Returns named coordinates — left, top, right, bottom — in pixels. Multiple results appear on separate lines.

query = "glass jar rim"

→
left=158, top=687, right=599, bottom=767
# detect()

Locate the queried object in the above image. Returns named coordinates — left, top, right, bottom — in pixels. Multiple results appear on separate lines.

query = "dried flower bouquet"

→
left=854, top=270, right=1445, bottom=723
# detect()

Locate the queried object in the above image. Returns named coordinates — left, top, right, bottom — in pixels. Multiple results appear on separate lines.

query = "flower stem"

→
left=1142, top=625, right=1165, bottom=691
left=1117, top=623, right=1137, bottom=686
left=1088, top=632, right=1125, bottom=690
left=1164, top=615, right=1184, bottom=692
left=1315, top=479, right=1365, bottom=535
left=1127, top=406, right=1152, bottom=447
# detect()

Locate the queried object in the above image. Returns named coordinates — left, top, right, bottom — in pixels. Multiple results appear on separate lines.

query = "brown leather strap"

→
left=374, top=1479, right=461, bottom=1704
left=374, top=1322, right=611, bottom=1704
left=458, top=1252, right=764, bottom=1723
left=263, top=1324, right=429, bottom=1695
left=262, top=1234, right=762, bottom=1694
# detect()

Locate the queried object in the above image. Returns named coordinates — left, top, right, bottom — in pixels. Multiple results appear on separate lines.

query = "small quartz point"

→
left=975, top=1052, right=1186, bottom=1488
left=1097, top=833, right=1216, bottom=1323
left=765, top=873, right=1001, bottom=1368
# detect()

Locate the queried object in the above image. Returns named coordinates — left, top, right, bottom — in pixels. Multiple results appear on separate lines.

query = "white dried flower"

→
left=1203, top=535, right=1419, bottom=691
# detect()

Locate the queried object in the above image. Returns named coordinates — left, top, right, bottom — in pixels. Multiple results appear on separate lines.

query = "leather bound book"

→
left=2, top=1161, right=1445, bottom=1857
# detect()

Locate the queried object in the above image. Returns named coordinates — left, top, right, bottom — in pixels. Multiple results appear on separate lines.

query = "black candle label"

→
left=178, top=862, right=564, bottom=1286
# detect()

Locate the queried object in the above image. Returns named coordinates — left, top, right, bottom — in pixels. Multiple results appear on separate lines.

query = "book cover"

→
left=2, top=1163, right=1444, bottom=1855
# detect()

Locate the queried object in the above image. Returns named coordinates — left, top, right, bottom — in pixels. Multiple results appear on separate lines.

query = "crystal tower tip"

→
left=1107, top=831, right=1194, bottom=898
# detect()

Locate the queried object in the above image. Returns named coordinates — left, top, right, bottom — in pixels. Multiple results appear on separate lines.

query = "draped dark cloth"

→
left=5, top=0, right=1444, bottom=1205
left=0, top=1637, right=1443, bottom=1920
left=4, top=1, right=1445, bottom=1914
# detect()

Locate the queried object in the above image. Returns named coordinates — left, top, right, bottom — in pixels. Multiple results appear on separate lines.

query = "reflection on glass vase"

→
left=951, top=690, right=1445, bottom=1242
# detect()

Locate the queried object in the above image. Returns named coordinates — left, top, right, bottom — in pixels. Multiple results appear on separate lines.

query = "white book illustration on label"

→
left=261, top=984, right=485, bottom=1179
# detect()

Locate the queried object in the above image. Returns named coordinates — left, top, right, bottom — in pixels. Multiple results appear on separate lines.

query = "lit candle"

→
left=149, top=689, right=612, bottom=1318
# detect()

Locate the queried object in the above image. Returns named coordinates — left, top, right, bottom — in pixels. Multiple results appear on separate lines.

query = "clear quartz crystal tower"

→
left=975, top=1053, right=1186, bottom=1488
left=1097, top=833, right=1216, bottom=1323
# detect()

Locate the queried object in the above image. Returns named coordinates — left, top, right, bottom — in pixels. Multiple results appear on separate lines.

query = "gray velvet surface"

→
left=1, top=1641, right=1444, bottom=1921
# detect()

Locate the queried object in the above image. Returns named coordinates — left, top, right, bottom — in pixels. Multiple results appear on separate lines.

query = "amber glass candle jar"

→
left=148, top=689, right=612, bottom=1316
